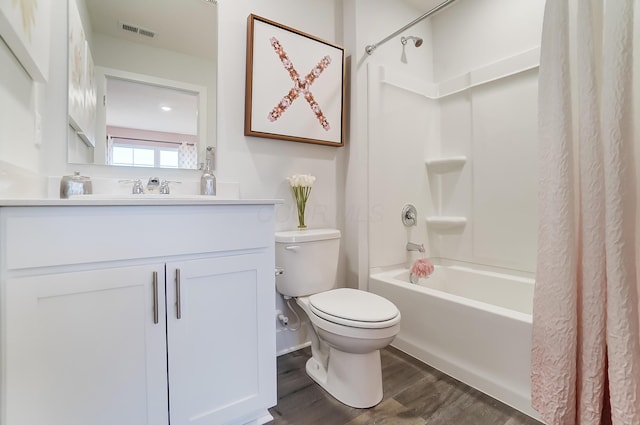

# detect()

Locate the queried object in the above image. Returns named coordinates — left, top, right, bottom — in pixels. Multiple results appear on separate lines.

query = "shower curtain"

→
left=531, top=0, right=639, bottom=424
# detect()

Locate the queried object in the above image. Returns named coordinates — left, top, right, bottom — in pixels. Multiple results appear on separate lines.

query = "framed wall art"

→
left=245, top=14, right=345, bottom=147
left=68, top=0, right=85, bottom=137
left=0, top=0, right=51, bottom=82
left=67, top=0, right=97, bottom=147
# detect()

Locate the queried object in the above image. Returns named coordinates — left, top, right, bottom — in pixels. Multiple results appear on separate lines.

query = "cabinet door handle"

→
left=175, top=268, right=182, bottom=320
left=152, top=271, right=159, bottom=324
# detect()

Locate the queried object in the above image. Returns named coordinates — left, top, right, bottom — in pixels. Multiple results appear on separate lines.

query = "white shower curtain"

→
left=531, top=0, right=640, bottom=424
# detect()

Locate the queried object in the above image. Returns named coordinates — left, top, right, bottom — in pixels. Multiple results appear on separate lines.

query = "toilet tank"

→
left=275, top=228, right=341, bottom=297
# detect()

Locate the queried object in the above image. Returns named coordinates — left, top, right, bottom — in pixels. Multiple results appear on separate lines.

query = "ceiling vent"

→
left=119, top=22, right=156, bottom=39
left=138, top=28, right=156, bottom=38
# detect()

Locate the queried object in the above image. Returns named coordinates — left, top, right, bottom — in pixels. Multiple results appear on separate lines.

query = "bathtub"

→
left=369, top=265, right=540, bottom=420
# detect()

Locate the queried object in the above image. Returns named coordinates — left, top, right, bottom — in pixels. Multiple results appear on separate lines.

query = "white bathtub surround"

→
left=366, top=0, right=545, bottom=276
left=532, top=0, right=640, bottom=424
left=369, top=265, right=539, bottom=420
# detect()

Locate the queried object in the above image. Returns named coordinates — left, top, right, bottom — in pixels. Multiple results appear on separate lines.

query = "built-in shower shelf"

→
left=425, top=156, right=467, bottom=173
left=426, top=216, right=467, bottom=230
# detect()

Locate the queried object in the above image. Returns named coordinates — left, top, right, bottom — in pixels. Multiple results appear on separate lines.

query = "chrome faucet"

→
left=159, top=181, right=171, bottom=194
left=406, top=242, right=425, bottom=253
left=159, top=180, right=181, bottom=194
left=132, top=180, right=145, bottom=194
left=119, top=179, right=145, bottom=194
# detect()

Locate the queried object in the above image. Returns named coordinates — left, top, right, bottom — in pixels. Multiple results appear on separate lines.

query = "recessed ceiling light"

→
left=161, top=106, right=172, bottom=111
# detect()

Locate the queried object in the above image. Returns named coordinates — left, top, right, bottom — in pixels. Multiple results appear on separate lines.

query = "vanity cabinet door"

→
left=3, top=264, right=169, bottom=425
left=166, top=253, right=276, bottom=425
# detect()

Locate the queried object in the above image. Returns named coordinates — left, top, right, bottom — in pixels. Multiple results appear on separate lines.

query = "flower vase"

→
left=297, top=201, right=307, bottom=230
left=287, top=174, right=315, bottom=231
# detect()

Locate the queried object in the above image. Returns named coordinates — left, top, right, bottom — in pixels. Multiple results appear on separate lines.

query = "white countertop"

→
left=0, top=196, right=283, bottom=207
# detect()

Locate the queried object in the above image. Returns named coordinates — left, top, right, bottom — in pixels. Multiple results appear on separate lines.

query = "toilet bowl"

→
left=275, top=229, right=401, bottom=408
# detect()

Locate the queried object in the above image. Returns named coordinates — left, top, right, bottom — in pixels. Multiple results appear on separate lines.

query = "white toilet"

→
left=275, top=228, right=401, bottom=408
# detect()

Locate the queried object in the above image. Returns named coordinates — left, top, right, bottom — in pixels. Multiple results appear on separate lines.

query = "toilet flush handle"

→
left=285, top=245, right=301, bottom=252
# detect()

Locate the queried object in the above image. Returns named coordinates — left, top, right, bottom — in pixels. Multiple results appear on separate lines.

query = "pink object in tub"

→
left=411, top=258, right=434, bottom=278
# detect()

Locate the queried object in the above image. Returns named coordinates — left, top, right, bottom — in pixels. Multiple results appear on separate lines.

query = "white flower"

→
left=286, top=174, right=315, bottom=229
left=286, top=174, right=316, bottom=188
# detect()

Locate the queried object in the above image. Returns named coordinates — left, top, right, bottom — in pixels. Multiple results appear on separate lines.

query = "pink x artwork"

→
left=268, top=37, right=332, bottom=131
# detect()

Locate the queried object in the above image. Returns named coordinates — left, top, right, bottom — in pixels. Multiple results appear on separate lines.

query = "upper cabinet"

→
left=67, top=0, right=218, bottom=170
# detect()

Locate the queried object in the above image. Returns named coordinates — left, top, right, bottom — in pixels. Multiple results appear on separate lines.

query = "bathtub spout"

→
left=406, top=242, right=425, bottom=253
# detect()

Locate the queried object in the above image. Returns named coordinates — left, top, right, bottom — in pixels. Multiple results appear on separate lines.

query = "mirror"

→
left=67, top=0, right=217, bottom=169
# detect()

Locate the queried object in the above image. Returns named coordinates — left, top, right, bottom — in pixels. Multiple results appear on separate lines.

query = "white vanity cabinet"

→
left=165, top=254, right=273, bottom=425
left=4, top=264, right=170, bottom=425
left=0, top=202, right=277, bottom=425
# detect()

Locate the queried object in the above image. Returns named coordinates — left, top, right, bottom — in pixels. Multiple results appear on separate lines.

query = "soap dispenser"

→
left=200, top=159, right=216, bottom=195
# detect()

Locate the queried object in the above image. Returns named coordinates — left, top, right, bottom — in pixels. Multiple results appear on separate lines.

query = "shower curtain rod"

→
left=364, top=0, right=457, bottom=55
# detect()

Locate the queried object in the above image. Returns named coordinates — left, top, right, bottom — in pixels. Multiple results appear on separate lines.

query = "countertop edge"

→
left=0, top=198, right=284, bottom=207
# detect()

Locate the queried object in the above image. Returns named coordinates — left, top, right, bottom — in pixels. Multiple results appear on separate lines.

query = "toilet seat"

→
left=309, top=288, right=400, bottom=329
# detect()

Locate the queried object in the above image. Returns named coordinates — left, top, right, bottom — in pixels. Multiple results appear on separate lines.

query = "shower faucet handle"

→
left=402, top=204, right=418, bottom=227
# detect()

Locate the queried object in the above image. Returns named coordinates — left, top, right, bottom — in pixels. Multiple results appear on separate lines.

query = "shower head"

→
left=401, top=36, right=423, bottom=47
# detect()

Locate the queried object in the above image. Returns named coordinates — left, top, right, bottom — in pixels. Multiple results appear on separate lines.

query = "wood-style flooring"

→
left=269, top=346, right=543, bottom=425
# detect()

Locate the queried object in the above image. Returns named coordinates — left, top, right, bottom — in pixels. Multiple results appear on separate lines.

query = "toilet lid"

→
left=309, top=288, right=399, bottom=326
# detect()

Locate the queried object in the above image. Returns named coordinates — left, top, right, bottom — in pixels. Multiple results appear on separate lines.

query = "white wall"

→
left=364, top=0, right=545, bottom=275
